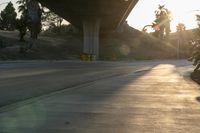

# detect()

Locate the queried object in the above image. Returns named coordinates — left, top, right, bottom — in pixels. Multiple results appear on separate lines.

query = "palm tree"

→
left=176, top=23, right=186, bottom=32
left=154, top=5, right=172, bottom=39
left=196, top=15, right=200, bottom=35
left=176, top=23, right=186, bottom=59
left=16, top=0, right=29, bottom=14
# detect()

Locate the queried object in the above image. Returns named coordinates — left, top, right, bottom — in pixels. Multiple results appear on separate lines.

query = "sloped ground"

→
left=0, top=30, right=82, bottom=60
left=100, top=29, right=178, bottom=60
left=0, top=27, right=180, bottom=60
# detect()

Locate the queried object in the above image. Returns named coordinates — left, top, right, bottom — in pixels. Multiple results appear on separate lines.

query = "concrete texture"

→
left=83, top=19, right=100, bottom=56
left=1, top=60, right=200, bottom=133
left=38, top=0, right=139, bottom=31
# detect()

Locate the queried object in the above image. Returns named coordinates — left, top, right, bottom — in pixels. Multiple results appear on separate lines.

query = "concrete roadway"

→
left=0, top=60, right=200, bottom=133
left=0, top=60, right=157, bottom=107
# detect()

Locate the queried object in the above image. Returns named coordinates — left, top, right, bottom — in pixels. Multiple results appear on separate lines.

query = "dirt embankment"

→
left=0, top=27, right=183, bottom=61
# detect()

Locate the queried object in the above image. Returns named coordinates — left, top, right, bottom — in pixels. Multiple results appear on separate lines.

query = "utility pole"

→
left=176, top=23, right=186, bottom=59
left=177, top=35, right=180, bottom=59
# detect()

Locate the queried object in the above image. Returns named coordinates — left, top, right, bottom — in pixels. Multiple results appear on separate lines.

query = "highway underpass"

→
left=37, top=0, right=139, bottom=58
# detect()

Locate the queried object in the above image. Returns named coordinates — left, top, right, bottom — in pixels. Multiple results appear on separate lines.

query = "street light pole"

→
left=177, top=37, right=180, bottom=59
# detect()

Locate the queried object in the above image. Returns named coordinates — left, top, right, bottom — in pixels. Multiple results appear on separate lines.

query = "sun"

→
left=127, top=0, right=200, bottom=32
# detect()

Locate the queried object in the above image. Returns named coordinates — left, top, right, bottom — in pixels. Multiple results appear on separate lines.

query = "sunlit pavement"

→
left=1, top=60, right=200, bottom=133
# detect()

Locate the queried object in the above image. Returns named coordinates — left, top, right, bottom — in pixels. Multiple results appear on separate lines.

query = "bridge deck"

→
left=39, top=0, right=139, bottom=31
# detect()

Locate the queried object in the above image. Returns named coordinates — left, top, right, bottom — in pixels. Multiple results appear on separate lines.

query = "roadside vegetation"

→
left=187, top=15, right=200, bottom=84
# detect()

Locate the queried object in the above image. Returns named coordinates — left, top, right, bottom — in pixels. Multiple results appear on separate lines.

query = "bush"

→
left=43, top=24, right=81, bottom=35
left=188, top=40, right=200, bottom=71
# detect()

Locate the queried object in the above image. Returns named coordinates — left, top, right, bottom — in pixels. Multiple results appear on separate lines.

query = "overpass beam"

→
left=83, top=19, right=100, bottom=59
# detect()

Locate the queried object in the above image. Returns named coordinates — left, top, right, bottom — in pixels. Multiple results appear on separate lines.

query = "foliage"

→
left=195, top=15, right=200, bottom=35
left=152, top=5, right=171, bottom=39
left=142, top=24, right=154, bottom=33
left=16, top=0, right=29, bottom=14
left=188, top=40, right=200, bottom=71
left=42, top=8, right=64, bottom=30
left=197, top=15, right=200, bottom=25
left=188, top=15, right=200, bottom=71
left=16, top=0, right=30, bottom=41
left=176, top=23, right=186, bottom=32
left=16, top=0, right=64, bottom=31
left=43, top=24, right=81, bottom=35
left=0, top=2, right=17, bottom=30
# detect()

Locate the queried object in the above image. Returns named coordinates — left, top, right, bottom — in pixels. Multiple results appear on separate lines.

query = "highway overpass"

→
left=38, top=0, right=139, bottom=58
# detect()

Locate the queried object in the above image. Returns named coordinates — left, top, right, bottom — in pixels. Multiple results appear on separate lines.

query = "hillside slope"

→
left=0, top=26, right=178, bottom=60
left=100, top=26, right=177, bottom=60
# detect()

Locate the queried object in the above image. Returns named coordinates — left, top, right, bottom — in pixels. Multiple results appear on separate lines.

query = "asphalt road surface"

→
left=0, top=60, right=159, bottom=107
left=1, top=60, right=200, bottom=133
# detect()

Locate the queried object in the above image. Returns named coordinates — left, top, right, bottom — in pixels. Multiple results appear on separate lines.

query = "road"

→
left=0, top=60, right=160, bottom=107
left=1, top=60, right=200, bottom=133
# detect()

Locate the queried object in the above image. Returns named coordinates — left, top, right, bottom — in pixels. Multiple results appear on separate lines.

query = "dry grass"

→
left=0, top=27, right=185, bottom=60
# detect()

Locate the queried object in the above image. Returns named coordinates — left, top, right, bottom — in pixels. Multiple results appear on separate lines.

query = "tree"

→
left=188, top=15, right=200, bottom=71
left=17, top=0, right=63, bottom=31
left=42, top=9, right=63, bottom=30
left=153, top=5, right=171, bottom=39
left=17, top=0, right=29, bottom=14
left=176, top=23, right=186, bottom=32
left=196, top=15, right=200, bottom=35
left=176, top=23, right=186, bottom=59
left=0, top=2, right=17, bottom=30
left=142, top=23, right=160, bottom=37
left=197, top=15, right=200, bottom=24
left=16, top=0, right=64, bottom=34
left=16, top=0, right=30, bottom=40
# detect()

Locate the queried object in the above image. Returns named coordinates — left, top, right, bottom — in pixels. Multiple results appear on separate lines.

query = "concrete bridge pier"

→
left=83, top=19, right=100, bottom=59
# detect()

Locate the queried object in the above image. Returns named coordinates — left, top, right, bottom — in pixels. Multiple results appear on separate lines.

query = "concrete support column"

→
left=83, top=19, right=100, bottom=59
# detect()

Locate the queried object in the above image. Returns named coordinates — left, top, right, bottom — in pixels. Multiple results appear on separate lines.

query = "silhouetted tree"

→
left=16, top=0, right=30, bottom=43
left=142, top=24, right=154, bottom=33
left=16, top=0, right=43, bottom=39
left=16, top=12, right=28, bottom=42
left=176, top=23, right=186, bottom=32
left=176, top=23, right=186, bottom=58
left=17, top=0, right=29, bottom=14
left=0, top=2, right=17, bottom=30
left=153, top=5, right=171, bottom=39
left=195, top=15, right=200, bottom=35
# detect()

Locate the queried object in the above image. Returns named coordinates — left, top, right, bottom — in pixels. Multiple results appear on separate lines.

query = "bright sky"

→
left=1, top=0, right=200, bottom=32
left=127, top=0, right=200, bottom=32
left=0, top=0, right=17, bottom=9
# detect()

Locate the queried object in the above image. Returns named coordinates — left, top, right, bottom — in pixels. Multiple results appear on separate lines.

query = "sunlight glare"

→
left=128, top=0, right=200, bottom=32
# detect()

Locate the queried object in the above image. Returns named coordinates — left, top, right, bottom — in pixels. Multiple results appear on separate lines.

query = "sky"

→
left=1, top=0, right=200, bottom=32
left=0, top=0, right=18, bottom=11
left=127, top=0, right=200, bottom=32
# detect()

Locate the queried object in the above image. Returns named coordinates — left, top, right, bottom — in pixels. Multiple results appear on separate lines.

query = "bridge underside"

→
left=38, top=0, right=139, bottom=58
left=39, top=0, right=138, bottom=31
